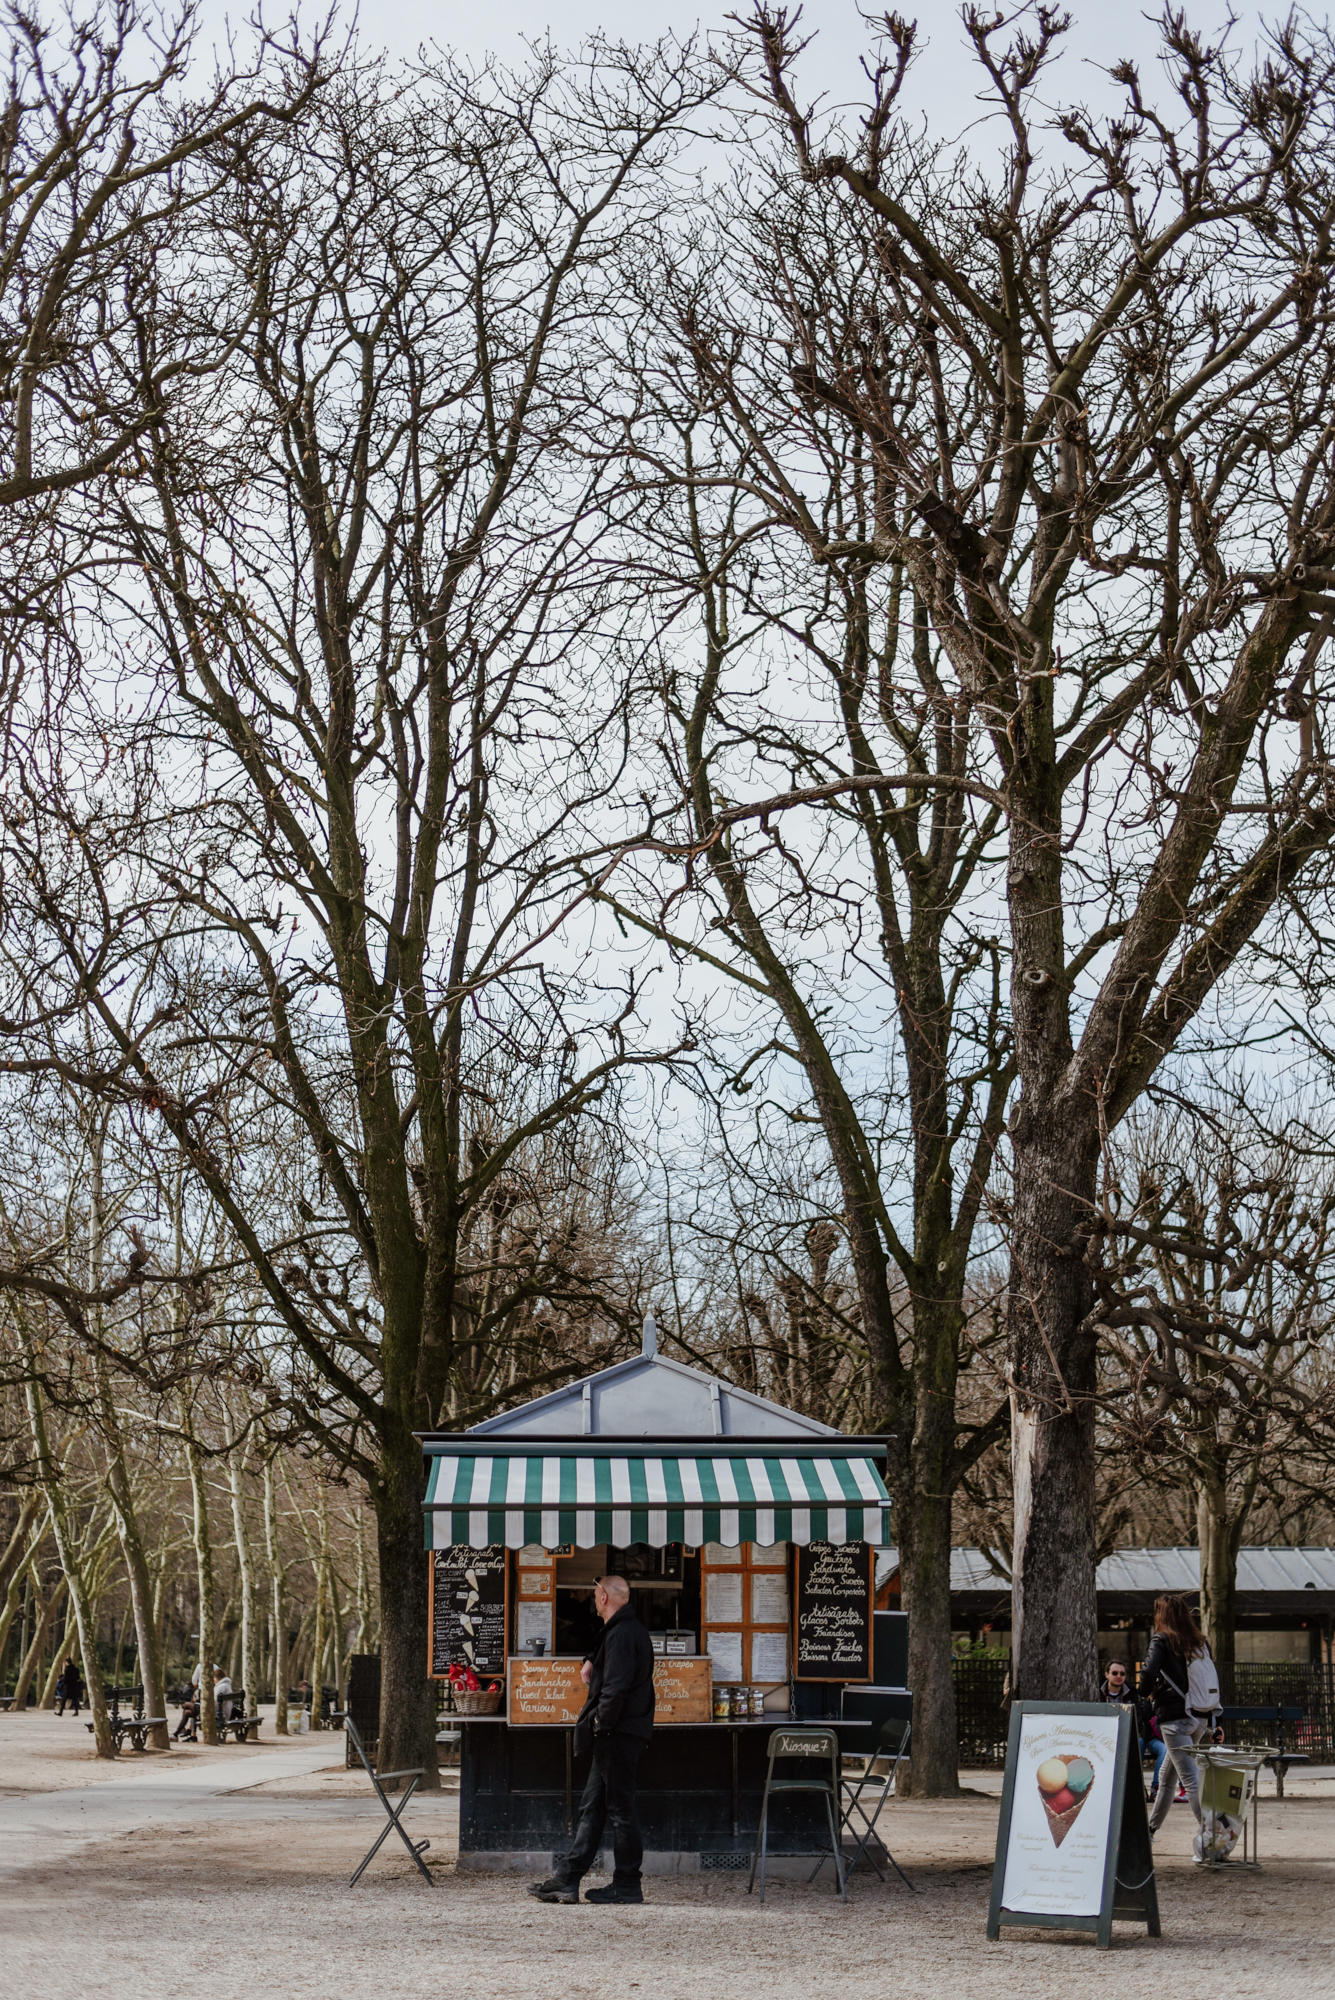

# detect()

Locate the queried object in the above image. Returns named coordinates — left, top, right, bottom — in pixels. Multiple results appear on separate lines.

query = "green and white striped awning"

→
left=423, top=1451, right=892, bottom=1550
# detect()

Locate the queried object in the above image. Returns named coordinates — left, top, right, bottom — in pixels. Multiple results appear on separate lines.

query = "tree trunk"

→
left=353, top=1509, right=371, bottom=1657
left=290, top=1602, right=314, bottom=1683
left=10, top=1571, right=67, bottom=1711
left=309, top=1551, right=327, bottom=1729
left=19, top=1328, right=114, bottom=1753
left=327, top=1531, right=347, bottom=1693
left=372, top=1422, right=437, bottom=1787
left=183, top=1421, right=219, bottom=1744
left=225, top=1424, right=260, bottom=1719
left=264, top=1459, right=289, bottom=1734
left=888, top=1306, right=962, bottom=1795
left=0, top=1510, right=43, bottom=1669
left=40, top=1637, right=67, bottom=1708
left=85, top=1113, right=171, bottom=1746
left=1197, top=1478, right=1241, bottom=1665
left=95, top=1363, right=170, bottom=1747
left=1008, top=1117, right=1102, bottom=1702
left=897, top=1489, right=959, bottom=1796
left=0, top=1496, right=40, bottom=1599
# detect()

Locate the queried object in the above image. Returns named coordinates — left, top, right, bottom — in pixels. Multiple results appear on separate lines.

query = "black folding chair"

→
left=812, top=1717, right=915, bottom=1890
left=748, top=1727, right=846, bottom=1903
left=333, top=1711, right=433, bottom=1887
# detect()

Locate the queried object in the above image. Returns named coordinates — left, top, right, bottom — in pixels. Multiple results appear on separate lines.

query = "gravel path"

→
left=3, top=1714, right=1333, bottom=1998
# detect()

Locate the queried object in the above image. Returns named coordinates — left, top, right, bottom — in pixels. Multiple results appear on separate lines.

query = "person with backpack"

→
left=1139, top=1593, right=1220, bottom=1837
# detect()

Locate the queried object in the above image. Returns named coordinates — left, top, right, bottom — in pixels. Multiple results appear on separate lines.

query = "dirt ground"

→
left=3, top=1711, right=1334, bottom=2000
left=0, top=1704, right=330, bottom=1791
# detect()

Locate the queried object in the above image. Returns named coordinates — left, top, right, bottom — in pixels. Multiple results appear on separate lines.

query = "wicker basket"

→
left=453, top=1687, right=503, bottom=1717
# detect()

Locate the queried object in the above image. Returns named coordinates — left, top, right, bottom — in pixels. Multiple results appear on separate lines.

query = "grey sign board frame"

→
left=986, top=1699, right=1160, bottom=1950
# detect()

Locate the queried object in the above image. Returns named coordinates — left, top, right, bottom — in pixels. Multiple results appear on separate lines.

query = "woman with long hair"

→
left=1139, top=1593, right=1217, bottom=1837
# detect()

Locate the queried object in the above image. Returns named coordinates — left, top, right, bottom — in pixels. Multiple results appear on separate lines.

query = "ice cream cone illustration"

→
left=1036, top=1754, right=1095, bottom=1847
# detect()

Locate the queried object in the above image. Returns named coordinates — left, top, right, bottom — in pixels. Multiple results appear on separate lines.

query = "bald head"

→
left=593, top=1575, right=630, bottom=1622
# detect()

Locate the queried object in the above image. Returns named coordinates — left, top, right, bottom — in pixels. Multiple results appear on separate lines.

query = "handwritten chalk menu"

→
left=652, top=1656, right=712, bottom=1724
left=429, top=1545, right=507, bottom=1679
left=987, top=1701, right=1159, bottom=1949
left=509, top=1655, right=587, bottom=1725
left=793, top=1541, right=873, bottom=1681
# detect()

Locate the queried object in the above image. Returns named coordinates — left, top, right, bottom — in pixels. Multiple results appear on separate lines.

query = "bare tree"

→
left=1093, top=1087, right=1335, bottom=1659
left=735, top=3, right=1335, bottom=1698
left=12, top=39, right=720, bottom=1779
left=614, top=125, right=1015, bottom=1783
left=0, top=0, right=327, bottom=754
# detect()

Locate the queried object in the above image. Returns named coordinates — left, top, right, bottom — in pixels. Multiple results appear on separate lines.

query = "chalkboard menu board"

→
left=429, top=1545, right=508, bottom=1679
left=793, top=1541, right=873, bottom=1681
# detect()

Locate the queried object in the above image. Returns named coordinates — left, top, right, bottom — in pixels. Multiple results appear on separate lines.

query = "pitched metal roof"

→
left=876, top=1546, right=1335, bottom=1596
left=462, top=1317, right=841, bottom=1442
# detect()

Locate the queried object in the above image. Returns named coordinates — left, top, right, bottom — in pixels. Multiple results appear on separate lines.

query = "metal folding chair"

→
left=812, top=1717, right=915, bottom=1890
left=748, top=1727, right=846, bottom=1903
left=333, top=1711, right=433, bottom=1887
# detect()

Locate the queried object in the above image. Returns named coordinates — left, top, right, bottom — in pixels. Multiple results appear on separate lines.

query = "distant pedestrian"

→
left=1100, top=1659, right=1164, bottom=1797
left=1139, top=1595, right=1220, bottom=1838
left=55, top=1657, right=83, bottom=1717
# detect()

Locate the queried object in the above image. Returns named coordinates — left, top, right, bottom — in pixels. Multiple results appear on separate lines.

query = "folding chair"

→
left=748, top=1727, right=846, bottom=1903
left=333, top=1711, right=434, bottom=1887
left=812, top=1717, right=915, bottom=1890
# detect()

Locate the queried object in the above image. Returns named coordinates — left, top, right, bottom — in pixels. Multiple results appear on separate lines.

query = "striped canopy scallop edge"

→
left=423, top=1452, right=892, bottom=1550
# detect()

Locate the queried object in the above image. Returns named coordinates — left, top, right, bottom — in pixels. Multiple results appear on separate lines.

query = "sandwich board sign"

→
left=987, top=1701, right=1160, bottom=1949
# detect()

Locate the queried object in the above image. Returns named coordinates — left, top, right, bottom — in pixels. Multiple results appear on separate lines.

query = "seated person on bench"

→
left=214, top=1666, right=234, bottom=1726
left=172, top=1663, right=205, bottom=1742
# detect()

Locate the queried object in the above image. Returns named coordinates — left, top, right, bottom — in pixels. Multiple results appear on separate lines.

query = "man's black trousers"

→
left=559, top=1734, right=648, bottom=1889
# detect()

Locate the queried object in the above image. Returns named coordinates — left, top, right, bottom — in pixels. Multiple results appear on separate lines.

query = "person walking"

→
left=529, top=1575, right=655, bottom=1905
left=1101, top=1659, right=1165, bottom=1799
left=55, top=1656, right=83, bottom=1717
left=1139, top=1594, right=1219, bottom=1840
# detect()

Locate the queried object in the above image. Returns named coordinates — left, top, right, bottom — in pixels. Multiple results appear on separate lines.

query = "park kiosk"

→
left=419, top=1318, right=898, bottom=1870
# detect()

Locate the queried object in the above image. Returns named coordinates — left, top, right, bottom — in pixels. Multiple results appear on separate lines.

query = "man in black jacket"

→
left=529, top=1575, right=655, bottom=1905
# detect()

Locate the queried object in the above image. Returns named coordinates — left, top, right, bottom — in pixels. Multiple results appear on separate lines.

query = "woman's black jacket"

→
left=1138, top=1635, right=1190, bottom=1723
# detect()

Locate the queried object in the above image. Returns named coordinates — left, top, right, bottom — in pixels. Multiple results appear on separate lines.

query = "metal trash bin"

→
left=1190, top=1747, right=1265, bottom=1867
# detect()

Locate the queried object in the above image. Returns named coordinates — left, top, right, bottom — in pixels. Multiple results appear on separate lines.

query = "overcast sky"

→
left=201, top=1, right=1271, bottom=141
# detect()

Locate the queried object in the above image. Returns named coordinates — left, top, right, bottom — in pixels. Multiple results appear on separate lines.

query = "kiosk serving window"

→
left=701, top=1542, right=791, bottom=1686
left=544, top=1543, right=702, bottom=1656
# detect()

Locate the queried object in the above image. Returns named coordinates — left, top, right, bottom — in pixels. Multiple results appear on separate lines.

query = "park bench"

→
left=288, top=1682, right=338, bottom=1724
left=217, top=1688, right=261, bottom=1743
left=1217, top=1704, right=1309, bottom=1798
left=85, top=1685, right=167, bottom=1753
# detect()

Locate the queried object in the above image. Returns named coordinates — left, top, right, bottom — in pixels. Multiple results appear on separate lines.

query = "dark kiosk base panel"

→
left=459, top=1722, right=829, bottom=1870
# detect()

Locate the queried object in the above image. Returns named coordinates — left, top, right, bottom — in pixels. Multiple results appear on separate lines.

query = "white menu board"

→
left=708, top=1632, right=744, bottom=1683
left=751, top=1631, right=789, bottom=1682
left=705, top=1571, right=744, bottom=1624
left=516, top=1600, right=554, bottom=1655
left=750, top=1570, right=789, bottom=1625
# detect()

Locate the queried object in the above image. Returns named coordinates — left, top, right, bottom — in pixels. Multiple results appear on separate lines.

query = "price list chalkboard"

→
left=793, top=1541, right=873, bottom=1682
left=429, top=1545, right=508, bottom=1679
